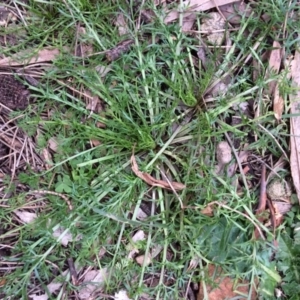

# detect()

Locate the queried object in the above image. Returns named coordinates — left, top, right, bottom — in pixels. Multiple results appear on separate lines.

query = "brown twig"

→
left=253, top=164, right=267, bottom=239
left=257, top=164, right=267, bottom=213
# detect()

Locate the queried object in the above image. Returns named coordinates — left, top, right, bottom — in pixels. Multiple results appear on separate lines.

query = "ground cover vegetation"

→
left=0, top=0, right=300, bottom=299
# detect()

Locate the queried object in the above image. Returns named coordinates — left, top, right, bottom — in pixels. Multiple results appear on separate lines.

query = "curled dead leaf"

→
left=200, top=204, right=214, bottom=216
left=131, top=154, right=185, bottom=191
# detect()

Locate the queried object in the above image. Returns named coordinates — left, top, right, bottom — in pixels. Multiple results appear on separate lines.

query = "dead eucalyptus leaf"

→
left=267, top=41, right=282, bottom=96
left=290, top=47, right=300, bottom=204
left=273, top=82, right=284, bottom=121
left=131, top=154, right=185, bottom=191
left=0, top=47, right=61, bottom=66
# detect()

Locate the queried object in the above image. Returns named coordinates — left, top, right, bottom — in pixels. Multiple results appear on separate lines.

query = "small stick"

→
left=28, top=190, right=73, bottom=210
left=253, top=164, right=267, bottom=239
left=67, top=258, right=78, bottom=285
left=257, top=164, right=267, bottom=213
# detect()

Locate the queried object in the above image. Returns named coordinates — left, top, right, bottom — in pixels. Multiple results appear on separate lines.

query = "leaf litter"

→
left=1, top=0, right=300, bottom=299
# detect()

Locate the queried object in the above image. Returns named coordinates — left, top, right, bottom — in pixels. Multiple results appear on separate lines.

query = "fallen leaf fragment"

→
left=42, top=148, right=54, bottom=169
left=136, top=207, right=148, bottom=220
left=30, top=295, right=48, bottom=300
left=267, top=41, right=282, bottom=95
left=164, top=0, right=240, bottom=24
left=84, top=89, right=103, bottom=113
left=273, top=82, right=284, bottom=121
left=135, top=244, right=163, bottom=266
left=201, top=13, right=225, bottom=45
left=78, top=269, right=108, bottom=300
left=200, top=203, right=214, bottom=216
left=127, top=230, right=146, bottom=259
left=29, top=269, right=72, bottom=300
left=48, top=137, right=59, bottom=153
left=0, top=47, right=61, bottom=66
left=136, top=253, right=152, bottom=266
left=14, top=210, right=37, bottom=223
left=115, top=13, right=129, bottom=36
left=95, top=64, right=112, bottom=77
left=289, top=47, right=300, bottom=204
left=115, top=290, right=133, bottom=300
left=75, top=26, right=94, bottom=57
left=131, top=154, right=185, bottom=190
left=198, top=265, right=257, bottom=300
left=52, top=226, right=82, bottom=247
left=219, top=1, right=252, bottom=25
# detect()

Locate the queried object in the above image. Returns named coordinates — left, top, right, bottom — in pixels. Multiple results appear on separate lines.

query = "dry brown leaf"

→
left=78, top=269, right=108, bottom=300
left=0, top=47, right=61, bottom=66
left=136, top=253, right=152, bottom=266
left=75, top=26, right=94, bottom=57
left=267, top=41, right=282, bottom=95
left=29, top=268, right=72, bottom=300
left=290, top=48, right=300, bottom=204
left=273, top=82, right=284, bottom=121
left=115, top=13, right=129, bottom=36
left=164, top=0, right=239, bottom=24
left=90, top=139, right=101, bottom=147
left=200, top=204, right=214, bottom=216
left=219, top=1, right=252, bottom=24
left=181, top=13, right=197, bottom=31
left=198, top=265, right=257, bottom=300
left=135, top=244, right=163, bottom=266
left=131, top=154, right=185, bottom=190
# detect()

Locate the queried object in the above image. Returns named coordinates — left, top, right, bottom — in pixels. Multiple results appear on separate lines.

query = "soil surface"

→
left=0, top=74, right=30, bottom=110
